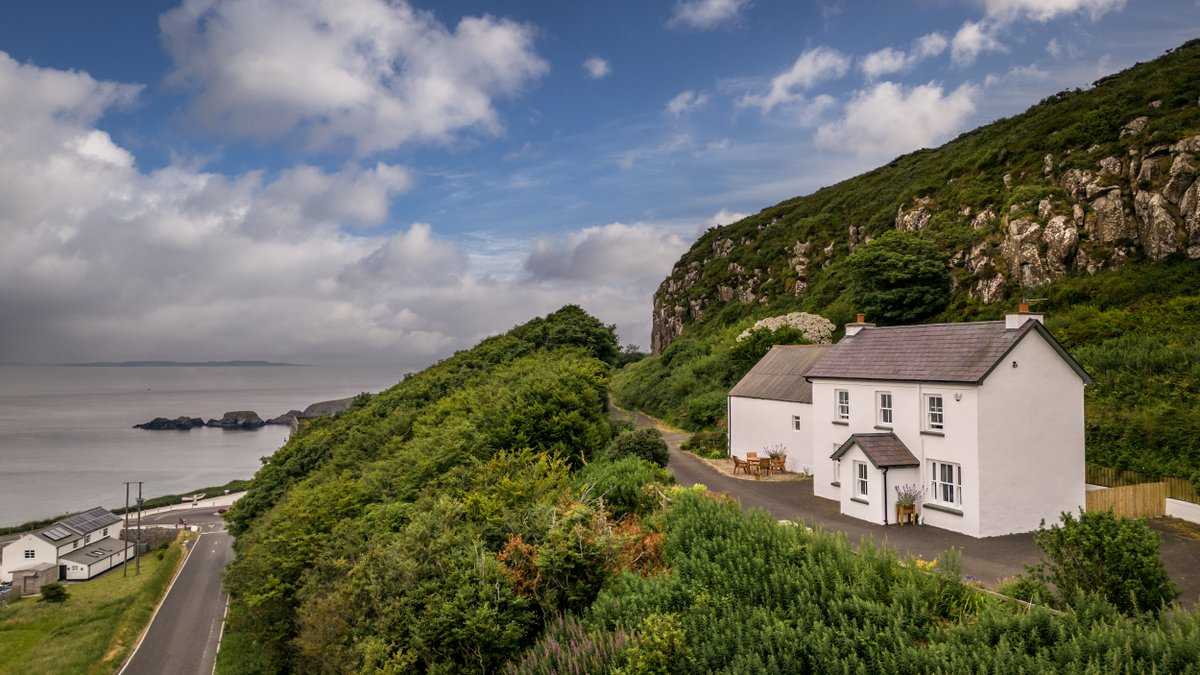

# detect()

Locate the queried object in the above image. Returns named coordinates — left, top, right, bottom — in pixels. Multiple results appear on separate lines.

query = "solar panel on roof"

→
left=43, top=526, right=71, bottom=541
left=61, top=507, right=119, bottom=534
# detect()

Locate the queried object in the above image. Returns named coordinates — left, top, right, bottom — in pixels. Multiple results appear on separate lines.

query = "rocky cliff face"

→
left=651, top=116, right=1200, bottom=353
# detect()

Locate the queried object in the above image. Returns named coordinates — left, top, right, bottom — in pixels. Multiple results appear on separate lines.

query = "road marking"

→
left=116, top=532, right=205, bottom=675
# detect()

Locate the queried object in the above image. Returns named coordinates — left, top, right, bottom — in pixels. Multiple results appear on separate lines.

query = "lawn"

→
left=0, top=535, right=187, bottom=674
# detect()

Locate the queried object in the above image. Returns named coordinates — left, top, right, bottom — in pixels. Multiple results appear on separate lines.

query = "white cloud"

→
left=583, top=56, right=611, bottom=79
left=1046, top=38, right=1062, bottom=57
left=706, top=209, right=748, bottom=227
left=523, top=222, right=690, bottom=286
left=666, top=89, right=710, bottom=116
left=668, top=0, right=751, bottom=30
left=984, top=63, right=1050, bottom=87
left=0, top=52, right=673, bottom=365
left=982, top=0, right=1125, bottom=23
left=739, top=46, right=850, bottom=113
left=159, top=0, right=548, bottom=155
left=815, top=81, right=979, bottom=160
left=951, top=20, right=1005, bottom=66
left=860, top=32, right=948, bottom=80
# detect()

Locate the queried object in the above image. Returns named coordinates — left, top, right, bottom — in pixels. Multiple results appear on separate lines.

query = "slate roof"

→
left=805, top=319, right=1092, bottom=384
left=830, top=433, right=920, bottom=468
left=60, top=539, right=133, bottom=566
left=60, top=507, right=120, bottom=535
left=728, top=344, right=835, bottom=403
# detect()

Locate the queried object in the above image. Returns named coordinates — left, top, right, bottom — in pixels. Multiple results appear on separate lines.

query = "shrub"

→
left=605, top=429, right=670, bottom=468
left=1027, top=510, right=1178, bottom=615
left=576, top=458, right=674, bottom=520
left=614, top=613, right=688, bottom=675
left=681, top=430, right=727, bottom=459
left=40, top=582, right=68, bottom=603
left=505, top=614, right=628, bottom=675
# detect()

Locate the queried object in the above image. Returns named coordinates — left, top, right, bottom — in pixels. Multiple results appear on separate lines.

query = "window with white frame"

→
left=792, top=415, right=802, bottom=431
left=831, top=451, right=841, bottom=485
left=930, top=460, right=962, bottom=507
left=835, top=389, right=850, bottom=421
left=925, top=394, right=944, bottom=431
left=854, top=461, right=868, bottom=498
left=84, top=534, right=91, bottom=544
left=103, top=527, right=108, bottom=537
left=877, top=391, right=893, bottom=426
left=24, top=549, right=35, bottom=559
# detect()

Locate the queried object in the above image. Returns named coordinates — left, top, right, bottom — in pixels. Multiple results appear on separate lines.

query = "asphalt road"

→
left=120, top=519, right=233, bottom=675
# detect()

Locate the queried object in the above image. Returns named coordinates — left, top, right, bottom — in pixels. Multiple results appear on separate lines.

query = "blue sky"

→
left=0, top=0, right=1195, bottom=367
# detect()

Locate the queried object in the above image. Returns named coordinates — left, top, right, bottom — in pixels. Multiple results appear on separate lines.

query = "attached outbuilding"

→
left=0, top=507, right=132, bottom=583
left=727, top=344, right=833, bottom=473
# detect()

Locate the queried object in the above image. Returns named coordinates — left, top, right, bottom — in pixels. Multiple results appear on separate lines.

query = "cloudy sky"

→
left=0, top=0, right=1194, bottom=367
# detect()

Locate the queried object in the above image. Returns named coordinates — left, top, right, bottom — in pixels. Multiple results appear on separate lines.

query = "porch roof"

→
left=830, top=432, right=920, bottom=468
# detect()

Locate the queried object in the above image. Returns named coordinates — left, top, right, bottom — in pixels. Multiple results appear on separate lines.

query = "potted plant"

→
left=895, top=483, right=923, bottom=526
left=765, top=443, right=787, bottom=474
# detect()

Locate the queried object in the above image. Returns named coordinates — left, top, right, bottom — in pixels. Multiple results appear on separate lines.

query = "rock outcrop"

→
left=133, top=416, right=205, bottom=430
left=267, top=410, right=304, bottom=425
left=206, top=411, right=266, bottom=429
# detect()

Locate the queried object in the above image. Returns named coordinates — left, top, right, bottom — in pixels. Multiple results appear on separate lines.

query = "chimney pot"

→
left=1018, top=302, right=1029, bottom=313
left=856, top=312, right=865, bottom=323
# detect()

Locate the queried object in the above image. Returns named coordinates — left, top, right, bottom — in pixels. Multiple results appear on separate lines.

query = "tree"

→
left=1028, top=509, right=1178, bottom=615
left=844, top=230, right=949, bottom=324
left=605, top=428, right=670, bottom=468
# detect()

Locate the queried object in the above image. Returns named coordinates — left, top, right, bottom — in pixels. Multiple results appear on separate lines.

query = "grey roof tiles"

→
left=728, top=344, right=835, bottom=403
left=831, top=432, right=920, bottom=468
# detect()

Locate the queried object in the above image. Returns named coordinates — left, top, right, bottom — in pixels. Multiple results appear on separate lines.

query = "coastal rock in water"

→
left=267, top=410, right=304, bottom=425
left=301, top=398, right=355, bottom=417
left=133, top=416, right=205, bottom=430
left=206, top=411, right=266, bottom=429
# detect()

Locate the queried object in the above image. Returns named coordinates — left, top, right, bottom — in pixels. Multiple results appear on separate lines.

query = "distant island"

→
left=60, top=360, right=304, bottom=367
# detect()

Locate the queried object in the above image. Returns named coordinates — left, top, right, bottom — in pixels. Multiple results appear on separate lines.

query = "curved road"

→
left=120, top=510, right=234, bottom=675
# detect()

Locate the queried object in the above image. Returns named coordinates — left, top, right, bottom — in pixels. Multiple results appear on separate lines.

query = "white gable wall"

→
left=977, top=332, right=1086, bottom=536
left=0, top=534, right=57, bottom=583
left=728, top=396, right=813, bottom=472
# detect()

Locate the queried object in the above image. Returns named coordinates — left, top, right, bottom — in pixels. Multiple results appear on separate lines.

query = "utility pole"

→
left=136, top=482, right=144, bottom=575
left=123, top=483, right=130, bottom=577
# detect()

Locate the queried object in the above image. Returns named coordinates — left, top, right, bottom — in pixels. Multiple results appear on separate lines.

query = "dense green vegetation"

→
left=618, top=39, right=1200, bottom=485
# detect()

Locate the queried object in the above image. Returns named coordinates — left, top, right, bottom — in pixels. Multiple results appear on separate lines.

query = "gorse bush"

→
left=575, top=457, right=673, bottom=520
left=604, top=428, right=670, bottom=468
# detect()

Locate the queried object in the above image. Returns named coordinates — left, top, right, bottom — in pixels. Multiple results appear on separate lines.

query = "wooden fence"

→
left=1086, top=482, right=1168, bottom=518
left=1086, top=464, right=1199, bottom=505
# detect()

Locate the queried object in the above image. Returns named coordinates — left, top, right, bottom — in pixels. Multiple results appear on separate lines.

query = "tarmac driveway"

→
left=617, top=407, right=1200, bottom=607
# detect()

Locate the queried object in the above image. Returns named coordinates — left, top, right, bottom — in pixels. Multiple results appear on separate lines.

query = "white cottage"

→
left=0, top=507, right=132, bottom=583
left=727, top=344, right=833, bottom=473
left=804, top=308, right=1091, bottom=537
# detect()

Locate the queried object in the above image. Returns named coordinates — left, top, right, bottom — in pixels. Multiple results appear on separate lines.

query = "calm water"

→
left=0, top=365, right=408, bottom=526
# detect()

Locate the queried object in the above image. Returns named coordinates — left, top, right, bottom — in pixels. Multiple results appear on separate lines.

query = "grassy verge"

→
left=0, top=533, right=189, bottom=674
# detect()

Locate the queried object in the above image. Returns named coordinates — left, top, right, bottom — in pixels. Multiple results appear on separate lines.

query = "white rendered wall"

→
left=728, top=396, right=814, bottom=473
left=812, top=378, right=979, bottom=538
left=1167, top=499, right=1200, bottom=525
left=0, top=534, right=56, bottom=583
left=977, top=333, right=1087, bottom=537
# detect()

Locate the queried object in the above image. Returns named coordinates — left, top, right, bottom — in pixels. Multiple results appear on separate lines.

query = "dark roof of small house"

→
left=60, top=538, right=133, bottom=566
left=805, top=319, right=1092, bottom=385
left=728, top=344, right=835, bottom=403
left=830, top=433, right=920, bottom=468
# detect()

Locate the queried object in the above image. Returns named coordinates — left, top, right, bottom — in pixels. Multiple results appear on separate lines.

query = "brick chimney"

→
left=1005, top=301, right=1045, bottom=330
left=845, top=312, right=875, bottom=336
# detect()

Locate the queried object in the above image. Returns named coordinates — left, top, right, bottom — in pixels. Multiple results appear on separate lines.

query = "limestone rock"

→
left=1180, top=181, right=1200, bottom=258
left=1001, top=218, right=1050, bottom=288
left=1043, top=215, right=1078, bottom=276
left=1043, top=154, right=1054, bottom=176
left=1038, top=198, right=1054, bottom=221
left=1088, top=189, right=1135, bottom=243
left=1120, top=116, right=1149, bottom=138
left=1133, top=190, right=1180, bottom=260
left=1003, top=173, right=1012, bottom=188
left=895, top=197, right=932, bottom=231
left=1060, top=169, right=1094, bottom=201
left=1170, top=134, right=1200, bottom=153
left=1164, top=154, right=1197, bottom=204
left=1137, top=156, right=1164, bottom=183
left=712, top=238, right=735, bottom=258
left=1098, top=156, right=1123, bottom=176
left=971, top=208, right=996, bottom=230
left=848, top=225, right=864, bottom=253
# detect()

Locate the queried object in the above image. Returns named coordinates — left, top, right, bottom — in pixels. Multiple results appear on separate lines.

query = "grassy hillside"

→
left=621, top=40, right=1200, bottom=487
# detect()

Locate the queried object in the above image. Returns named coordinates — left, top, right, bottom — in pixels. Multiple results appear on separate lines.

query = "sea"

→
left=0, top=364, right=409, bottom=527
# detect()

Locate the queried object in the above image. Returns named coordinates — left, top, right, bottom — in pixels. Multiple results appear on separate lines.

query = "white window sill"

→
left=873, top=425, right=893, bottom=431
left=920, top=430, right=945, bottom=437
left=850, top=497, right=869, bottom=505
left=923, top=503, right=962, bottom=516
left=832, top=420, right=849, bottom=426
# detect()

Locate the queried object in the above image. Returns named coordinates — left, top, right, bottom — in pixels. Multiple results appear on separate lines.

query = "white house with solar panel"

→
left=1, top=507, right=133, bottom=583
